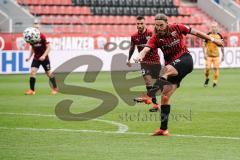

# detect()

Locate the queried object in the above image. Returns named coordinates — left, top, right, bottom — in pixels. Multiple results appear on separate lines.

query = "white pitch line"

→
left=0, top=112, right=240, bottom=140
left=0, top=112, right=128, bottom=134
left=95, top=119, right=128, bottom=133
left=1, top=126, right=240, bottom=140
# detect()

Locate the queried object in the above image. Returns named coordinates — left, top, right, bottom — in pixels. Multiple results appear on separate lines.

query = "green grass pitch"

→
left=0, top=69, right=239, bottom=160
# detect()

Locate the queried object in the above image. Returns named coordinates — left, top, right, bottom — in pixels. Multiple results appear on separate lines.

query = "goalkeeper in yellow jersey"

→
left=203, top=22, right=224, bottom=87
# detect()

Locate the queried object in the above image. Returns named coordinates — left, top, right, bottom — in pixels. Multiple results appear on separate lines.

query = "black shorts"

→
left=140, top=63, right=162, bottom=79
left=31, top=59, right=51, bottom=72
left=167, top=53, right=193, bottom=87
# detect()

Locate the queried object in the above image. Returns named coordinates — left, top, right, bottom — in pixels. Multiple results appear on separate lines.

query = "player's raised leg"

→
left=148, top=65, right=176, bottom=98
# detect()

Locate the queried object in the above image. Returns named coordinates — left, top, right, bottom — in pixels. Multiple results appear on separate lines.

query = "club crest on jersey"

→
left=171, top=31, right=177, bottom=37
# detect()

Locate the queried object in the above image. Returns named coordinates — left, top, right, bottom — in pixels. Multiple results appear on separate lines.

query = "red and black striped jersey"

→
left=147, top=24, right=191, bottom=65
left=31, top=33, right=49, bottom=60
left=131, top=29, right=160, bottom=63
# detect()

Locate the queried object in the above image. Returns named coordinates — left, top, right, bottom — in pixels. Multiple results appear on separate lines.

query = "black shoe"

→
left=149, top=104, right=160, bottom=112
left=213, top=83, right=217, bottom=88
left=204, top=78, right=209, bottom=87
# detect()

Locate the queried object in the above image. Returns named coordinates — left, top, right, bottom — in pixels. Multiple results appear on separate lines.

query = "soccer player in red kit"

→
left=25, top=31, right=58, bottom=95
left=127, top=16, right=161, bottom=112
left=135, top=14, right=223, bottom=136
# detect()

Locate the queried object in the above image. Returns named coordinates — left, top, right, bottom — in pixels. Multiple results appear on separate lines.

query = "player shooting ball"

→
left=135, top=13, right=223, bottom=136
left=23, top=27, right=58, bottom=95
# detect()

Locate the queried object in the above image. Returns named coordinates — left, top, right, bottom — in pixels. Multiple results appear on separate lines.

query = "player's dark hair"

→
left=136, top=16, right=145, bottom=20
left=155, top=13, right=168, bottom=22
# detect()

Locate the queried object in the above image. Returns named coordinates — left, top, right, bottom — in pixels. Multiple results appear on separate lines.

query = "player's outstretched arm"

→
left=134, top=47, right=151, bottom=62
left=190, top=28, right=224, bottom=47
left=127, top=42, right=135, bottom=67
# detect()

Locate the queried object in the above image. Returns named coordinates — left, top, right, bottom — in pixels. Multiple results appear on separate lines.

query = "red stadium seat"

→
left=106, top=16, right=114, bottom=25
left=174, top=0, right=180, bottom=6
left=17, top=0, right=24, bottom=5
left=62, top=15, right=72, bottom=24
left=105, top=25, right=112, bottom=33
left=64, top=6, right=73, bottom=15
left=41, top=6, right=50, bottom=15
left=181, top=16, right=189, bottom=24
left=168, top=16, right=176, bottom=24
left=61, top=0, right=72, bottom=6
left=59, top=6, right=66, bottom=15
left=50, top=6, right=58, bottom=15
left=22, top=0, right=31, bottom=5
left=76, top=25, right=83, bottom=34
left=122, top=16, right=129, bottom=24
left=81, top=16, right=92, bottom=24
left=129, top=16, right=136, bottom=24
left=97, top=16, right=106, bottom=24
left=38, top=0, right=47, bottom=5
left=40, top=0, right=53, bottom=5
left=62, top=26, right=71, bottom=33
left=74, top=6, right=82, bottom=15
left=87, top=25, right=96, bottom=35
left=178, top=7, right=191, bottom=16
left=98, top=25, right=107, bottom=34
left=54, top=15, right=64, bottom=24
left=52, top=0, right=61, bottom=5
left=118, top=25, right=126, bottom=35
left=111, top=25, right=119, bottom=35
left=31, top=0, right=40, bottom=5
left=17, top=0, right=228, bottom=36
left=29, top=5, right=35, bottom=14
left=40, top=15, right=48, bottom=24
left=53, top=26, right=60, bottom=33
left=71, top=15, right=79, bottom=24
left=146, top=16, right=154, bottom=24
left=81, top=7, right=91, bottom=15
left=88, top=16, right=95, bottom=24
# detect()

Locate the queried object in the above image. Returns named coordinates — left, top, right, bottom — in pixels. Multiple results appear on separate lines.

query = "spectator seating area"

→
left=16, top=0, right=226, bottom=35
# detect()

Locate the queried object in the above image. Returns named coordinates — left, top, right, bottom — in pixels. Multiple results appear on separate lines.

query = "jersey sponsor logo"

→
left=162, top=39, right=180, bottom=49
left=33, top=43, right=42, bottom=47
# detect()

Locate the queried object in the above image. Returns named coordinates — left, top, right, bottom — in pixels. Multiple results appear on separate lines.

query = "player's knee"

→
left=46, top=72, right=53, bottom=78
left=161, top=94, right=170, bottom=104
left=30, top=70, right=36, bottom=77
left=213, top=67, right=219, bottom=71
left=165, top=65, right=178, bottom=76
left=145, top=81, right=152, bottom=86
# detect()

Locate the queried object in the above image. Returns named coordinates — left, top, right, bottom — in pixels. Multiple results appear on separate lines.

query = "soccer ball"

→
left=23, top=27, right=40, bottom=43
